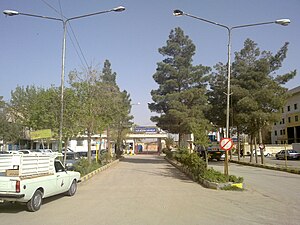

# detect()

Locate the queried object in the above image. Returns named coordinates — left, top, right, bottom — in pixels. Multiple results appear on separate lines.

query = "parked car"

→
left=252, top=149, right=272, bottom=157
left=65, top=152, right=80, bottom=170
left=275, top=150, right=300, bottom=160
left=18, top=150, right=31, bottom=154
left=32, top=149, right=53, bottom=153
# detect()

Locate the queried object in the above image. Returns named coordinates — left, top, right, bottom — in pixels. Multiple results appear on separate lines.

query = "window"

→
left=283, top=129, right=286, bottom=135
left=282, top=118, right=285, bottom=124
left=281, top=108, right=284, bottom=113
left=77, top=140, right=84, bottom=146
left=274, top=122, right=277, bottom=126
left=295, top=104, right=298, bottom=110
left=296, top=115, right=299, bottom=122
left=287, top=106, right=290, bottom=111
left=280, top=130, right=283, bottom=135
left=288, top=117, right=291, bottom=123
left=275, top=131, right=277, bottom=136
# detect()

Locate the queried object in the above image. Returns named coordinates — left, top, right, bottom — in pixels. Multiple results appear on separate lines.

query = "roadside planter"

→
left=79, top=159, right=120, bottom=183
left=165, top=156, right=244, bottom=190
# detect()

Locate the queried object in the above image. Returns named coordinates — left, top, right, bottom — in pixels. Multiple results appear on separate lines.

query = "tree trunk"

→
left=63, top=137, right=69, bottom=166
left=259, top=127, right=264, bottom=164
left=87, top=131, right=92, bottom=164
left=107, top=126, right=111, bottom=162
left=254, top=136, right=258, bottom=164
left=237, top=131, right=240, bottom=162
left=249, top=135, right=253, bottom=163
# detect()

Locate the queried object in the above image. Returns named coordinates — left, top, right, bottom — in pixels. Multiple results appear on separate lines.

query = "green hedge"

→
left=73, top=158, right=101, bottom=176
left=170, top=148, right=243, bottom=184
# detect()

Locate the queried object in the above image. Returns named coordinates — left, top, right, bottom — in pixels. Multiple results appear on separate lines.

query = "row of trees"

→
left=0, top=60, right=133, bottom=163
left=149, top=27, right=296, bottom=150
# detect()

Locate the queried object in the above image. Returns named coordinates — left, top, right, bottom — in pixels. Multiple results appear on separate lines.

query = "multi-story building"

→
left=271, top=86, right=300, bottom=144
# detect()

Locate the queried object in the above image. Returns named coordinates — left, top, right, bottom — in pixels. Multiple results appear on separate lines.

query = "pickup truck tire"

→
left=27, top=190, right=43, bottom=212
left=66, top=180, right=77, bottom=196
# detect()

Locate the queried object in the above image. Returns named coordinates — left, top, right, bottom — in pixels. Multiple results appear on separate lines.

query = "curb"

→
left=230, top=160, right=300, bottom=175
left=79, top=159, right=120, bottom=183
left=165, top=157, right=244, bottom=190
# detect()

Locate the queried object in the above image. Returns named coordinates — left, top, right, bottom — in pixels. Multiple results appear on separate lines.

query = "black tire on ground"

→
left=66, top=180, right=77, bottom=196
left=27, top=190, right=43, bottom=212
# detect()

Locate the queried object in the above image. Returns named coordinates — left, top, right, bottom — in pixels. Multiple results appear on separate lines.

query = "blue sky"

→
left=1, top=0, right=299, bottom=125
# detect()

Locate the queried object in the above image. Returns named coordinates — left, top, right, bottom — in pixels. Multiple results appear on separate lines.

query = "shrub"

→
left=221, top=185, right=243, bottom=191
left=167, top=149, right=243, bottom=185
left=228, top=175, right=244, bottom=183
left=203, top=168, right=228, bottom=183
left=74, top=158, right=101, bottom=176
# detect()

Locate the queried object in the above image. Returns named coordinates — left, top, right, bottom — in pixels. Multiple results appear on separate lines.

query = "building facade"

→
left=271, top=86, right=300, bottom=144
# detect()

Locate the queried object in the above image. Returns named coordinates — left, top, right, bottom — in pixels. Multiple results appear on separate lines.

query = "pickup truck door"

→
left=54, top=161, right=70, bottom=194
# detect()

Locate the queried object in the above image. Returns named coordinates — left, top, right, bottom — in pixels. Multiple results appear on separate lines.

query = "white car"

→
left=252, top=149, right=272, bottom=157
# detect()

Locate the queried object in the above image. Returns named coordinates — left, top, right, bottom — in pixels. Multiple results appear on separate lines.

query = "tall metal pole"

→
left=224, top=28, right=231, bottom=176
left=59, top=21, right=67, bottom=152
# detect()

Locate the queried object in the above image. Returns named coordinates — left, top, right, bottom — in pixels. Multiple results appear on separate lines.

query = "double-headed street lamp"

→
left=3, top=6, right=125, bottom=152
left=173, top=9, right=290, bottom=175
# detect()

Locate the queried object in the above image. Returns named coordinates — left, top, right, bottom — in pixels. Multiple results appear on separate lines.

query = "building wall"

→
left=271, top=86, right=300, bottom=144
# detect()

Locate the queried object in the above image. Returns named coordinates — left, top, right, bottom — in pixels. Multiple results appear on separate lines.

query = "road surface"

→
left=1, top=155, right=299, bottom=225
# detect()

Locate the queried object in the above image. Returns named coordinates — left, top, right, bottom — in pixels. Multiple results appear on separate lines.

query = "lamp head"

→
left=113, top=6, right=126, bottom=12
left=3, top=10, right=19, bottom=16
left=275, top=19, right=290, bottom=26
left=173, top=9, right=184, bottom=16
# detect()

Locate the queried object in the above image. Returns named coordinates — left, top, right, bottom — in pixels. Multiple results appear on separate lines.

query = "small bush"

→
left=74, top=158, right=101, bottom=176
left=203, top=168, right=228, bottom=183
left=167, top=149, right=243, bottom=185
left=228, top=175, right=244, bottom=183
left=221, top=185, right=243, bottom=191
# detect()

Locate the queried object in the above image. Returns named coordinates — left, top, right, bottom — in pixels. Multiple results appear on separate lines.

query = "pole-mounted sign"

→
left=220, top=138, right=234, bottom=151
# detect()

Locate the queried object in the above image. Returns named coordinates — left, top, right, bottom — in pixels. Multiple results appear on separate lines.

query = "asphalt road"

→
left=1, top=155, right=299, bottom=225
left=232, top=155, right=300, bottom=169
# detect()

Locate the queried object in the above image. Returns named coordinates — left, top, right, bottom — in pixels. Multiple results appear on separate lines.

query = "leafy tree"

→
left=149, top=27, right=211, bottom=147
left=207, top=63, right=227, bottom=129
left=68, top=60, right=132, bottom=163
left=101, top=59, right=117, bottom=84
left=231, top=39, right=296, bottom=135
left=9, top=85, right=39, bottom=130
left=0, top=96, right=24, bottom=148
left=110, top=90, right=133, bottom=157
left=230, top=39, right=296, bottom=163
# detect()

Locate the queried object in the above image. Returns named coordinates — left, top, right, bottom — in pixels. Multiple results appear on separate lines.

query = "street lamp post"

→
left=3, top=6, right=125, bottom=152
left=173, top=9, right=290, bottom=175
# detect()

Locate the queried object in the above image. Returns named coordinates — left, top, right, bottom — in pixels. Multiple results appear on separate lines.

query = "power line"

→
left=40, top=0, right=90, bottom=72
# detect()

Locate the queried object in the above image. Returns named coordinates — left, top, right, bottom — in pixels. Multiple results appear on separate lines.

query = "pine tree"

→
left=149, top=27, right=211, bottom=147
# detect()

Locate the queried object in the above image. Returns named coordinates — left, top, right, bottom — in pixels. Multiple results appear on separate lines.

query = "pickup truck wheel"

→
left=27, top=190, right=43, bottom=212
left=66, top=180, right=77, bottom=196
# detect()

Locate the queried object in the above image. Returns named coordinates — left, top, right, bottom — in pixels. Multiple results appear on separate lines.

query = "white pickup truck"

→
left=0, top=152, right=80, bottom=211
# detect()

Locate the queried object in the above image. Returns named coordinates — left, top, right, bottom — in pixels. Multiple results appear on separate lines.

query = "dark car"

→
left=275, top=150, right=300, bottom=160
left=65, top=152, right=80, bottom=170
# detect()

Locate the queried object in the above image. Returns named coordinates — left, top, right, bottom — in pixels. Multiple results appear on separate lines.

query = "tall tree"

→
left=101, top=59, right=117, bottom=84
left=231, top=39, right=296, bottom=163
left=0, top=96, right=24, bottom=148
left=149, top=27, right=211, bottom=147
left=68, top=61, right=132, bottom=163
left=207, top=62, right=228, bottom=129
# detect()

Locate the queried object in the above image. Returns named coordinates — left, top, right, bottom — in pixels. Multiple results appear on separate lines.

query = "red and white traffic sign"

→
left=220, top=138, right=234, bottom=151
